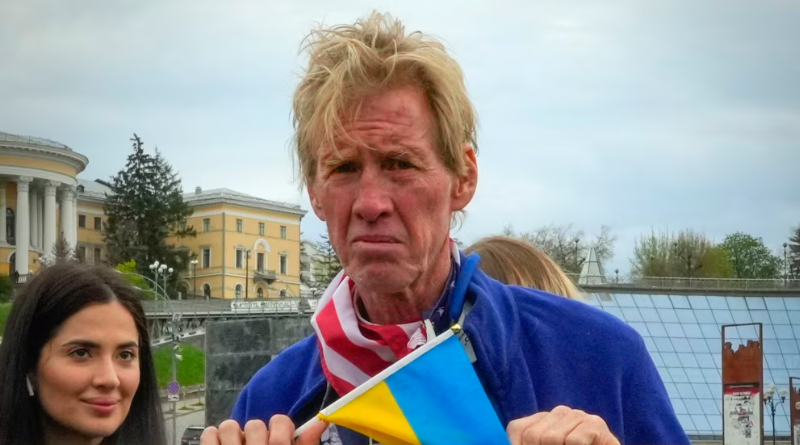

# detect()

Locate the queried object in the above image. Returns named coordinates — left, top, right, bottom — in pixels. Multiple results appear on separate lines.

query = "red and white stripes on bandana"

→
left=310, top=240, right=461, bottom=396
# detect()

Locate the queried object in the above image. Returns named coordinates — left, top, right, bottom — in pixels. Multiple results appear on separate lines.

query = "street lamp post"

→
left=245, top=249, right=251, bottom=299
left=149, top=261, right=179, bottom=445
left=784, top=243, right=789, bottom=284
left=764, top=382, right=789, bottom=445
left=573, top=238, right=580, bottom=272
left=190, top=258, right=198, bottom=299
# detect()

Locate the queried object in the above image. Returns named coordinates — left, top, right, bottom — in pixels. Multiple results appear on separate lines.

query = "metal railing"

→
left=0, top=132, right=71, bottom=150
left=141, top=297, right=319, bottom=315
left=565, top=273, right=800, bottom=291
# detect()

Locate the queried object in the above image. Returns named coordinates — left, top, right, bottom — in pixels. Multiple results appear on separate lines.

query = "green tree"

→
left=503, top=223, right=616, bottom=274
left=316, top=231, right=342, bottom=286
left=719, top=232, right=781, bottom=279
left=116, top=260, right=156, bottom=300
left=789, top=225, right=800, bottom=279
left=630, top=229, right=731, bottom=278
left=103, top=134, right=196, bottom=296
left=630, top=230, right=673, bottom=277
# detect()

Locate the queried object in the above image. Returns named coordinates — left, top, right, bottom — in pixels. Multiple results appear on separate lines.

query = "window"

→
left=235, top=249, right=243, bottom=269
left=5, top=208, right=14, bottom=243
left=279, top=289, right=287, bottom=298
left=257, top=287, right=264, bottom=299
left=93, top=248, right=101, bottom=264
left=280, top=254, right=287, bottom=275
left=257, top=252, right=265, bottom=272
left=77, top=246, right=86, bottom=262
left=202, top=248, right=211, bottom=268
left=78, top=215, right=86, bottom=228
left=203, top=218, right=210, bottom=232
left=280, top=225, right=287, bottom=239
left=94, top=217, right=101, bottom=230
left=236, top=219, right=243, bottom=233
left=203, top=283, right=211, bottom=298
left=234, top=284, right=243, bottom=299
left=259, top=223, right=265, bottom=236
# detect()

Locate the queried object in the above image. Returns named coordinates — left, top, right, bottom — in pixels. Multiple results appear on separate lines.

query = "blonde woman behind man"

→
left=465, top=236, right=583, bottom=299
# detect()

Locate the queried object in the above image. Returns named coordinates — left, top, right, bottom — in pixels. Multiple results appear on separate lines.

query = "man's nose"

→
left=351, top=166, right=393, bottom=222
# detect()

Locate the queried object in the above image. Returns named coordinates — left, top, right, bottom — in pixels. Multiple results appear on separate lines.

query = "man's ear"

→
left=451, top=145, right=478, bottom=211
left=307, top=180, right=326, bottom=221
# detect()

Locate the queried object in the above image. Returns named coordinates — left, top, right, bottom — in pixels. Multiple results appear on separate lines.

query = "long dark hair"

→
left=0, top=262, right=166, bottom=445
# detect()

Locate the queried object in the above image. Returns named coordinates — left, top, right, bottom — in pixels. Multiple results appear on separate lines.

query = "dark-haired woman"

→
left=0, top=262, right=166, bottom=445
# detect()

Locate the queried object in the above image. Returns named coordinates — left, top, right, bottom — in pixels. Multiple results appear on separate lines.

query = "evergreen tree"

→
left=52, top=231, right=75, bottom=263
left=789, top=225, right=800, bottom=279
left=103, top=134, right=196, bottom=295
left=316, top=231, right=342, bottom=286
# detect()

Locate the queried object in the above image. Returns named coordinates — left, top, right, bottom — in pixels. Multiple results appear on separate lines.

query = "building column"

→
left=0, top=181, right=6, bottom=244
left=60, top=187, right=75, bottom=250
left=30, top=187, right=40, bottom=248
left=71, top=195, right=78, bottom=248
left=43, top=181, right=58, bottom=256
left=38, top=194, right=44, bottom=250
left=15, top=176, right=32, bottom=278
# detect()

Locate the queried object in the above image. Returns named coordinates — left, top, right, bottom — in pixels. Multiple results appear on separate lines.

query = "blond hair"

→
left=292, top=11, right=478, bottom=185
left=465, top=236, right=583, bottom=299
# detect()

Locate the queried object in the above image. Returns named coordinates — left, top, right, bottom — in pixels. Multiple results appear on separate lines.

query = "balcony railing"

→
left=253, top=269, right=277, bottom=283
left=565, top=273, right=800, bottom=291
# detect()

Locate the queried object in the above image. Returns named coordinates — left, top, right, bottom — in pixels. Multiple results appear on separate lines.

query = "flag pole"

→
left=294, top=415, right=323, bottom=438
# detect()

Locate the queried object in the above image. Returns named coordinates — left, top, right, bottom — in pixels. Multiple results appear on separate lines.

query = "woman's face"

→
left=35, top=301, right=141, bottom=442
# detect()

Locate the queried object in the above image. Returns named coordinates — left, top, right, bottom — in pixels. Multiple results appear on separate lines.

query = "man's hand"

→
left=201, top=415, right=328, bottom=445
left=507, top=406, right=621, bottom=445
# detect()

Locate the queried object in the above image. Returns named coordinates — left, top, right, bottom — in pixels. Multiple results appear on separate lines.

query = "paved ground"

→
left=162, top=392, right=207, bottom=445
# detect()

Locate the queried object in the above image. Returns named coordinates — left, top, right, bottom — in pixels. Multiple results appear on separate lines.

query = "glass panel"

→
left=726, top=296, right=747, bottom=310
left=700, top=324, right=721, bottom=339
left=664, top=323, right=686, bottom=337
left=676, top=415, right=696, bottom=433
left=746, top=296, right=766, bottom=310
left=713, top=354, right=721, bottom=368
left=764, top=324, right=777, bottom=339
left=795, top=326, right=800, bottom=338
left=775, top=416, right=790, bottom=434
left=659, top=308, right=679, bottom=323
left=712, top=310, right=734, bottom=324
left=622, top=308, right=643, bottom=322
left=614, top=294, right=636, bottom=307
left=601, top=294, right=618, bottom=306
left=657, top=367, right=673, bottom=383
left=683, top=324, right=704, bottom=338
left=691, top=382, right=713, bottom=399
left=764, top=297, right=786, bottom=310
left=684, top=398, right=704, bottom=414
left=675, top=382, right=696, bottom=398
left=706, top=296, right=729, bottom=310
left=689, top=338, right=709, bottom=353
left=628, top=322, right=650, bottom=337
left=705, top=338, right=720, bottom=353
left=764, top=339, right=781, bottom=354
left=789, top=311, right=800, bottom=324
left=643, top=336, right=658, bottom=352
left=769, top=310, right=790, bottom=325
left=783, top=354, right=800, bottom=369
left=603, top=307, right=625, bottom=320
left=731, top=310, right=753, bottom=324
left=676, top=309, right=698, bottom=323
left=633, top=294, right=654, bottom=308
left=663, top=382, right=679, bottom=399
left=651, top=295, right=673, bottom=308
left=669, top=368, right=690, bottom=383
left=707, top=414, right=722, bottom=432
left=766, top=354, right=786, bottom=369
left=647, top=322, right=668, bottom=337
left=692, top=415, right=711, bottom=432
left=670, top=295, right=691, bottom=309
left=775, top=325, right=795, bottom=340
left=671, top=399, right=688, bottom=414
left=785, top=298, right=800, bottom=310
left=696, top=354, right=716, bottom=369
left=650, top=352, right=665, bottom=367
left=639, top=308, right=662, bottom=322
left=701, top=368, right=720, bottom=383
left=672, top=337, right=693, bottom=352
left=700, top=398, right=719, bottom=414
left=661, top=352, right=680, bottom=366
left=679, top=353, right=700, bottom=369
left=654, top=337, right=675, bottom=352
left=694, top=310, right=716, bottom=323
left=689, top=296, right=710, bottom=309
left=750, top=310, right=772, bottom=324
left=771, top=369, right=789, bottom=383
left=685, top=368, right=705, bottom=383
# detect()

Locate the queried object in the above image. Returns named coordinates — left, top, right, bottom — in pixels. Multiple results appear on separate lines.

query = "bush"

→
left=0, top=303, right=12, bottom=337
left=153, top=343, right=205, bottom=388
left=0, top=275, right=13, bottom=303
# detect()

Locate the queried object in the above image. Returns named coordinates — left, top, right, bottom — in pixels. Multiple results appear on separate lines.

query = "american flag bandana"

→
left=311, top=240, right=461, bottom=396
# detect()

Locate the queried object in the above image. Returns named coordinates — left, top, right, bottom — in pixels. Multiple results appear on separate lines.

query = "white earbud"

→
left=26, top=375, right=35, bottom=397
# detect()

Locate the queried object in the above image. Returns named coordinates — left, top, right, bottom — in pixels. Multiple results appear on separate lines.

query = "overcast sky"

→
left=1, top=0, right=798, bottom=274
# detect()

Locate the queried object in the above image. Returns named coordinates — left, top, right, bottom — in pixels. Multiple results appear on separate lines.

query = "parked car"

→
left=180, top=426, right=204, bottom=445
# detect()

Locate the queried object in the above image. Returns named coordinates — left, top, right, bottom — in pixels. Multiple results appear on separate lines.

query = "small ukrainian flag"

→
left=296, top=326, right=510, bottom=445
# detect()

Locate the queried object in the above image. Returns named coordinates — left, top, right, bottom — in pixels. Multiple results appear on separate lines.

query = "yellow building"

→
left=1, top=132, right=88, bottom=281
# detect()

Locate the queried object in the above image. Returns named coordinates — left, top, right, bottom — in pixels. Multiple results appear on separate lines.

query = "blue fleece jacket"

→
left=232, top=265, right=690, bottom=445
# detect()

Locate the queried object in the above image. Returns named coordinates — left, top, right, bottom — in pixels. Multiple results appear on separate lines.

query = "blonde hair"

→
left=465, top=236, right=583, bottom=299
left=292, top=11, right=478, bottom=186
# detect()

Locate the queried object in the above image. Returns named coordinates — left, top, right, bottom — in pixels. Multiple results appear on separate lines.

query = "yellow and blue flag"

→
left=297, top=326, right=510, bottom=445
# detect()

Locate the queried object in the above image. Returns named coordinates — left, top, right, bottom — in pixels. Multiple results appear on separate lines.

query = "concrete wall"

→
left=204, top=317, right=314, bottom=427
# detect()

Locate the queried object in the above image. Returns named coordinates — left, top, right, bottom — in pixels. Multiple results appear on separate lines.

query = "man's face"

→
left=309, top=85, right=477, bottom=294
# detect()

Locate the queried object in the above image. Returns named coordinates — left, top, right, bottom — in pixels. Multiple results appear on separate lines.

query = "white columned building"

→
left=0, top=131, right=88, bottom=281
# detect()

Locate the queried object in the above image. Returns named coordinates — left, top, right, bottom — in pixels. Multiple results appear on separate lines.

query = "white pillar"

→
left=38, top=194, right=44, bottom=249
left=0, top=182, right=6, bottom=244
left=15, top=176, right=32, bottom=278
left=61, top=187, right=75, bottom=250
left=43, top=181, right=58, bottom=255
left=30, top=187, right=41, bottom=248
left=71, top=195, right=78, bottom=248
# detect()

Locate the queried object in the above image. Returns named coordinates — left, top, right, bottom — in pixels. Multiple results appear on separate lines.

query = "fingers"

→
left=219, top=420, right=246, bottom=445
left=244, top=420, right=269, bottom=444
left=266, top=415, right=295, bottom=444
left=507, top=406, right=619, bottom=445
left=295, top=418, right=330, bottom=445
left=566, top=416, right=620, bottom=445
left=201, top=426, right=220, bottom=445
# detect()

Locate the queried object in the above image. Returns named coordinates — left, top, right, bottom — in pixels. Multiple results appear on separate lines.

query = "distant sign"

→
left=307, top=299, right=319, bottom=311
left=167, top=394, right=179, bottom=402
left=167, top=381, right=180, bottom=395
left=230, top=300, right=299, bottom=313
